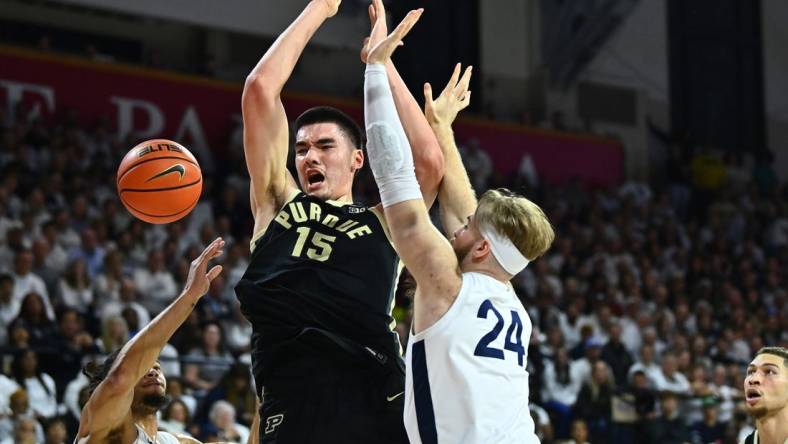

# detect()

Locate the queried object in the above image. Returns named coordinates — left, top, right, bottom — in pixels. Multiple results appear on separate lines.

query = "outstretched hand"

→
left=366, top=7, right=423, bottom=65
left=183, top=237, right=225, bottom=298
left=424, top=63, right=473, bottom=127
left=360, top=0, right=387, bottom=63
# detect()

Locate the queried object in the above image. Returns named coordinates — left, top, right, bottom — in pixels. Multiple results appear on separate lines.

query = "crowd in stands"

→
left=0, top=80, right=786, bottom=443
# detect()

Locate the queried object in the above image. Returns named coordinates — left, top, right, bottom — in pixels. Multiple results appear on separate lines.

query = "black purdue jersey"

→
left=235, top=191, right=402, bottom=387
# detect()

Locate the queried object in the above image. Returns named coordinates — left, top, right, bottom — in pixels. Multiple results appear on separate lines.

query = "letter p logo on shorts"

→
left=265, top=414, right=284, bottom=434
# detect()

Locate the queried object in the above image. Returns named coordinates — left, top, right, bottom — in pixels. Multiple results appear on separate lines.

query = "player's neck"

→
left=132, top=408, right=159, bottom=439
left=462, top=261, right=511, bottom=284
left=756, top=407, right=788, bottom=444
left=326, top=192, right=354, bottom=204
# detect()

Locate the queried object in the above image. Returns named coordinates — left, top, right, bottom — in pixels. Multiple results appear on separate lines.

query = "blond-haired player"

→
left=363, top=10, right=554, bottom=443
left=742, top=347, right=788, bottom=444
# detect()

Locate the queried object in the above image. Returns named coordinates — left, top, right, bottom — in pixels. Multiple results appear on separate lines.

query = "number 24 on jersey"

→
left=473, top=299, right=526, bottom=367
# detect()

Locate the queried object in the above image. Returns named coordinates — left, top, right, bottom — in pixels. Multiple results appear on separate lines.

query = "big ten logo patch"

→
left=265, top=414, right=284, bottom=434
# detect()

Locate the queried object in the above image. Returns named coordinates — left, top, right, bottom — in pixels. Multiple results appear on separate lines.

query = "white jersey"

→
left=133, top=424, right=180, bottom=444
left=404, top=272, right=539, bottom=444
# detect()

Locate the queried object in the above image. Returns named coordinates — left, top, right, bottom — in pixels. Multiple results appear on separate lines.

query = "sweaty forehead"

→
left=751, top=353, right=786, bottom=369
left=295, top=122, right=347, bottom=144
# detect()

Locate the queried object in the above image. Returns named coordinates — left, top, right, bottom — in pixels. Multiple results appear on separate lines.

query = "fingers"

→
left=207, top=265, right=223, bottom=282
left=199, top=237, right=224, bottom=260
left=423, top=82, right=434, bottom=112
left=460, top=90, right=472, bottom=109
left=390, top=8, right=423, bottom=41
left=368, top=3, right=375, bottom=25
left=454, top=65, right=473, bottom=98
left=442, top=63, right=462, bottom=97
left=372, top=0, right=385, bottom=21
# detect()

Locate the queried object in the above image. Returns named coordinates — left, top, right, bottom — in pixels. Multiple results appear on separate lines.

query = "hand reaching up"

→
left=366, top=6, right=423, bottom=65
left=424, top=63, right=473, bottom=127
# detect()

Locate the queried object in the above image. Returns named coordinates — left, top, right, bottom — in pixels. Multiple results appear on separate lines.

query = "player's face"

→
left=295, top=123, right=363, bottom=201
left=450, top=215, right=482, bottom=264
left=744, top=354, right=788, bottom=418
left=133, top=362, right=167, bottom=403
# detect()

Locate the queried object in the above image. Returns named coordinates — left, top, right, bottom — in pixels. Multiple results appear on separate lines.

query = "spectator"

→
left=43, top=416, right=68, bottom=444
left=710, top=363, right=741, bottom=423
left=0, top=415, right=39, bottom=444
left=91, top=249, right=125, bottom=305
left=0, top=389, right=42, bottom=441
left=0, top=272, right=19, bottom=343
left=183, top=322, right=234, bottom=392
left=203, top=400, right=249, bottom=444
left=601, top=322, right=634, bottom=387
left=0, top=372, right=19, bottom=415
left=96, top=315, right=128, bottom=354
left=39, top=222, right=68, bottom=274
left=628, top=344, right=661, bottom=386
left=11, top=349, right=58, bottom=419
left=197, top=274, right=231, bottom=322
left=644, top=392, right=691, bottom=444
left=574, top=361, right=615, bottom=443
left=98, top=278, right=150, bottom=328
left=43, top=308, right=98, bottom=398
left=31, top=238, right=60, bottom=301
left=530, top=403, right=554, bottom=443
left=57, top=258, right=93, bottom=311
left=159, top=398, right=192, bottom=436
left=689, top=398, right=725, bottom=444
left=12, top=249, right=55, bottom=319
left=542, top=348, right=585, bottom=438
left=459, top=138, right=492, bottom=191
left=652, top=353, right=691, bottom=395
left=165, top=376, right=198, bottom=418
left=558, top=419, right=591, bottom=444
left=196, top=363, right=256, bottom=428
left=133, top=248, right=178, bottom=313
left=13, top=292, right=56, bottom=346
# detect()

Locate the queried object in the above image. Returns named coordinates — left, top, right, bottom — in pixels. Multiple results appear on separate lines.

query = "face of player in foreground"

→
left=132, top=362, right=168, bottom=411
left=295, top=123, right=363, bottom=201
left=744, top=353, right=788, bottom=419
left=450, top=214, right=483, bottom=265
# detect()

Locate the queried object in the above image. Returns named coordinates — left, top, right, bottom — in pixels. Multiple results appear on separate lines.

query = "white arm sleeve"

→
left=364, top=63, right=423, bottom=208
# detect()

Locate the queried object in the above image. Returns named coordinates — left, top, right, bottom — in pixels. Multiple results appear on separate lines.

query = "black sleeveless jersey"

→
left=235, top=192, right=402, bottom=388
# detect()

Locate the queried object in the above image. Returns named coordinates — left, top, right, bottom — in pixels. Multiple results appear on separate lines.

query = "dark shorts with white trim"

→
left=258, top=368, right=408, bottom=444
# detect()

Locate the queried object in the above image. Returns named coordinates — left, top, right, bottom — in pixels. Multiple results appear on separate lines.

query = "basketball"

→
left=116, top=139, right=203, bottom=224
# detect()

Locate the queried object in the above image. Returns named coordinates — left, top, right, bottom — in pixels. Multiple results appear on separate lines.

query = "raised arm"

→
left=424, top=64, right=477, bottom=236
left=363, top=0, right=444, bottom=208
left=364, top=10, right=462, bottom=330
left=243, top=0, right=340, bottom=236
left=77, top=239, right=225, bottom=442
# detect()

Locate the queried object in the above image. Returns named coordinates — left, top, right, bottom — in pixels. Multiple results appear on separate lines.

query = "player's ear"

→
left=351, top=148, right=364, bottom=172
left=473, top=238, right=491, bottom=263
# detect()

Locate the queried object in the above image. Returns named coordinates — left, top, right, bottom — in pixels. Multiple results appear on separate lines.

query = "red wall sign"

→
left=0, top=46, right=622, bottom=186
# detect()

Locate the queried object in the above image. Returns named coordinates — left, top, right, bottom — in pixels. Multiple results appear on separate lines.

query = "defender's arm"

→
left=77, top=239, right=224, bottom=442
left=364, top=11, right=462, bottom=332
left=424, top=64, right=477, bottom=236
left=364, top=1, right=443, bottom=208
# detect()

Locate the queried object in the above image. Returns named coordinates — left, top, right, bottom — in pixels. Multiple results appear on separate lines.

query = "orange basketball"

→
left=117, top=139, right=202, bottom=224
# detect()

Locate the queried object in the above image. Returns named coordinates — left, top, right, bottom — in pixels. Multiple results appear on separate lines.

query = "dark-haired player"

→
left=75, top=238, right=231, bottom=444
left=236, top=0, right=442, bottom=443
left=741, top=346, right=788, bottom=444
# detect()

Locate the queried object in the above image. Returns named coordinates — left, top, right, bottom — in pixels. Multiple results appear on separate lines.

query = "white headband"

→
left=480, top=225, right=530, bottom=275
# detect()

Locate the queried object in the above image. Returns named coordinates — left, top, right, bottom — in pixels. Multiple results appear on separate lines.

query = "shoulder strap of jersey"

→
left=250, top=189, right=303, bottom=253
left=368, top=205, right=393, bottom=244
